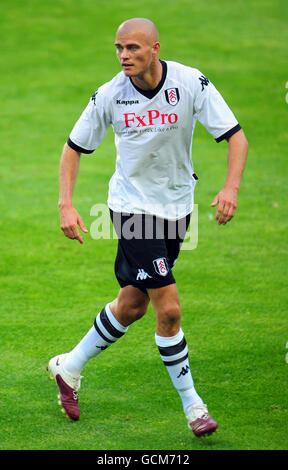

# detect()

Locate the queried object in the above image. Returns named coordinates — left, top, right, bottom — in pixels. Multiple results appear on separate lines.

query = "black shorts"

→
left=110, top=210, right=191, bottom=294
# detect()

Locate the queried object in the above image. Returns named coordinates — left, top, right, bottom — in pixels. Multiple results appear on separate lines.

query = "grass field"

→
left=1, top=0, right=287, bottom=452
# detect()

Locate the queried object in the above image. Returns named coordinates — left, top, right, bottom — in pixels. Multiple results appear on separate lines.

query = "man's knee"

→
left=117, top=296, right=148, bottom=321
left=111, top=286, right=150, bottom=326
left=156, top=302, right=181, bottom=332
left=148, top=284, right=181, bottom=336
left=160, top=302, right=181, bottom=324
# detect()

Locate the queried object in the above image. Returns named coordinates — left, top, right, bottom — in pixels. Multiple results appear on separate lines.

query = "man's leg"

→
left=109, top=285, right=150, bottom=327
left=47, top=285, right=149, bottom=420
left=148, top=283, right=218, bottom=437
left=64, top=285, right=149, bottom=374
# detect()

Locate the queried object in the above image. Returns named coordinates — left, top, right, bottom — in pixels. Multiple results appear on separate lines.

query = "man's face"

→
left=115, top=30, right=157, bottom=77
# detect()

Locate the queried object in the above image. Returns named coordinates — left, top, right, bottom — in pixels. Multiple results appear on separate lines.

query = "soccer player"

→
left=47, top=18, right=248, bottom=438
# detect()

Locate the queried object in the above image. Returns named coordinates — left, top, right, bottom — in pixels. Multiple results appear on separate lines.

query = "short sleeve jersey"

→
left=68, top=60, right=241, bottom=220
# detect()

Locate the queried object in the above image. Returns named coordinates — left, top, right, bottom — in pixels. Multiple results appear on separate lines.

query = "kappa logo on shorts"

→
left=165, top=88, right=180, bottom=106
left=136, top=269, right=153, bottom=281
left=153, top=258, right=169, bottom=277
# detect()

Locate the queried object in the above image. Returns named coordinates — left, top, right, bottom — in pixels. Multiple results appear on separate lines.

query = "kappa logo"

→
left=177, top=365, right=190, bottom=378
left=136, top=269, right=153, bottom=281
left=116, top=99, right=139, bottom=105
left=165, top=88, right=180, bottom=106
left=91, top=91, right=98, bottom=104
left=153, top=258, right=169, bottom=277
left=199, top=75, right=210, bottom=91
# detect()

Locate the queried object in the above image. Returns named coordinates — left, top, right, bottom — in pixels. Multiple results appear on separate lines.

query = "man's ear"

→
left=152, top=41, right=161, bottom=54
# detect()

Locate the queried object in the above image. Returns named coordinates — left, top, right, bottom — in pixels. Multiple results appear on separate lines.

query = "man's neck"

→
left=131, top=58, right=163, bottom=90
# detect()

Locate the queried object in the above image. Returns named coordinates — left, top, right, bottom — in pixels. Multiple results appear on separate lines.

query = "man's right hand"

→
left=59, top=205, right=88, bottom=244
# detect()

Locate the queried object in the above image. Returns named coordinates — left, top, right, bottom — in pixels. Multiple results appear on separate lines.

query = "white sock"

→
left=155, top=329, right=203, bottom=414
left=64, top=303, right=128, bottom=376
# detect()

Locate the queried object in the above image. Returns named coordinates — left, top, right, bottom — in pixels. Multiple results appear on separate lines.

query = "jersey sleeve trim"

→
left=67, top=137, right=95, bottom=154
left=215, top=123, right=241, bottom=143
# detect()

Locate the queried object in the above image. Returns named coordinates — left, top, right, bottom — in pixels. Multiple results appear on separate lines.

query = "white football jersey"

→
left=68, top=60, right=241, bottom=220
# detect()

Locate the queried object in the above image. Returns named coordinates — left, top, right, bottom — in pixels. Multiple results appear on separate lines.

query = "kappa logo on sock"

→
left=177, top=365, right=190, bottom=378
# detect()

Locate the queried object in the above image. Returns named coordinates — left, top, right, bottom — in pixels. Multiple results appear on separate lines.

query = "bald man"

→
left=47, top=18, right=248, bottom=438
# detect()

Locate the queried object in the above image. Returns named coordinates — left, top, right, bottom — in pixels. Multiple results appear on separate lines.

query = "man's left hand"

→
left=211, top=187, right=238, bottom=225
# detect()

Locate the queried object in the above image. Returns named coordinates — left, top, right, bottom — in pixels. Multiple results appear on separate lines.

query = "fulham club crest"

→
left=165, top=88, right=180, bottom=106
left=153, top=258, right=169, bottom=277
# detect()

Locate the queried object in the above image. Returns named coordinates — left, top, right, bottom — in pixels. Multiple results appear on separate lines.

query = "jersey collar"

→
left=129, top=60, right=167, bottom=99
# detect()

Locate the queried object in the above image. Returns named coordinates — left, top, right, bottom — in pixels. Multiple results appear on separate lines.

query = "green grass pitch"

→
left=1, top=0, right=287, bottom=451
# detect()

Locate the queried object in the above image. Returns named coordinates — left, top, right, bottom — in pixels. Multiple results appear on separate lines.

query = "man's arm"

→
left=211, top=129, right=248, bottom=225
left=58, top=143, right=88, bottom=243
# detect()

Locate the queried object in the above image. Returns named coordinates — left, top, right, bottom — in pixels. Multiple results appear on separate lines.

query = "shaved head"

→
left=116, top=18, right=159, bottom=45
left=115, top=17, right=161, bottom=89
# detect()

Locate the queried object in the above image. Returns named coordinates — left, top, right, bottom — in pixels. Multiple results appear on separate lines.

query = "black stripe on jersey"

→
left=99, top=308, right=125, bottom=339
left=158, top=337, right=187, bottom=357
left=67, top=137, right=95, bottom=154
left=162, top=352, right=189, bottom=367
left=215, top=123, right=242, bottom=143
